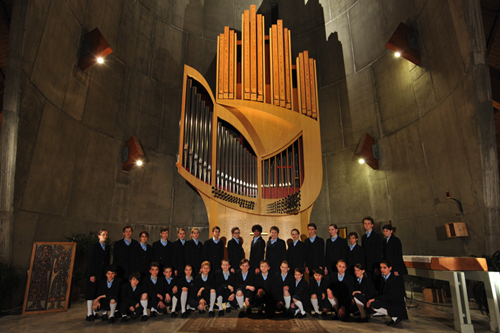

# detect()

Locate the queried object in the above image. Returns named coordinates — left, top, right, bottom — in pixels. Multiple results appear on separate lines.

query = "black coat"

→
left=361, top=231, right=383, bottom=273
left=195, top=273, right=215, bottom=293
left=227, top=238, right=244, bottom=269
left=113, top=239, right=138, bottom=279
left=287, top=240, right=305, bottom=272
left=325, top=236, right=348, bottom=274
left=132, top=243, right=152, bottom=278
left=142, top=275, right=165, bottom=300
left=376, top=273, right=408, bottom=319
left=203, top=238, right=225, bottom=271
left=304, top=236, right=325, bottom=272
left=309, top=276, right=328, bottom=297
left=215, top=269, right=237, bottom=289
left=163, top=276, right=178, bottom=295
left=121, top=283, right=145, bottom=305
left=347, top=244, right=365, bottom=275
left=354, top=276, right=376, bottom=299
left=383, top=236, right=408, bottom=275
left=176, top=275, right=197, bottom=299
left=265, top=238, right=287, bottom=275
left=254, top=272, right=274, bottom=295
left=96, top=277, right=122, bottom=300
left=152, top=240, right=173, bottom=270
left=249, top=236, right=266, bottom=270
left=172, top=239, right=187, bottom=274
left=273, top=272, right=293, bottom=298
left=236, top=269, right=255, bottom=291
left=290, top=278, right=310, bottom=301
left=328, top=273, right=354, bottom=308
left=185, top=239, right=204, bottom=275
left=86, top=242, right=110, bottom=280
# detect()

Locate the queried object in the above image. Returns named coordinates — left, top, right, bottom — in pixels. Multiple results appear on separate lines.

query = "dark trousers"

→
left=120, top=301, right=143, bottom=316
left=149, top=296, right=166, bottom=313
left=255, top=289, right=275, bottom=318
left=217, top=287, right=237, bottom=306
left=98, top=295, right=119, bottom=311
left=85, top=278, right=100, bottom=300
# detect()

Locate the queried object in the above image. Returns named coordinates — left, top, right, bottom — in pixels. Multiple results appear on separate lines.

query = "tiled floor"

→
left=0, top=299, right=494, bottom=332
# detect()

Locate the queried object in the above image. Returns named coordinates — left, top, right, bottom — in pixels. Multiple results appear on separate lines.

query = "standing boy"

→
left=347, top=232, right=365, bottom=276
left=185, top=228, right=204, bottom=275
left=172, top=228, right=187, bottom=277
left=132, top=231, right=152, bottom=278
left=265, top=226, right=287, bottom=276
left=324, top=224, right=348, bottom=275
left=361, top=217, right=382, bottom=280
left=304, top=223, right=325, bottom=275
left=204, top=226, right=224, bottom=271
left=227, top=227, right=244, bottom=273
left=249, top=225, right=265, bottom=274
left=86, top=229, right=110, bottom=321
left=113, top=226, right=138, bottom=280
left=152, top=227, right=172, bottom=271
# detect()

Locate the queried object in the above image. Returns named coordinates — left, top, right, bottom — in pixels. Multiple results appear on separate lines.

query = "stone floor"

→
left=0, top=299, right=494, bottom=333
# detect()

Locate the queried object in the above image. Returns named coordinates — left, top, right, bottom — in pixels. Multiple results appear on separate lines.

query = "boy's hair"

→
left=139, top=230, right=149, bottom=238
left=270, top=226, right=279, bottom=233
left=259, top=260, right=270, bottom=266
left=348, top=231, right=358, bottom=239
left=150, top=262, right=160, bottom=269
left=98, top=229, right=109, bottom=235
left=123, top=225, right=133, bottom=232
left=362, top=216, right=374, bottom=225
left=105, top=264, right=118, bottom=274
left=221, top=258, right=230, bottom=264
left=201, top=261, right=211, bottom=268
left=294, top=267, right=305, bottom=275
left=380, top=260, right=393, bottom=268
left=129, top=271, right=141, bottom=281
left=191, top=227, right=200, bottom=234
left=184, top=264, right=193, bottom=271
left=312, top=268, right=324, bottom=276
left=252, top=224, right=262, bottom=233
left=178, top=228, right=186, bottom=233
left=160, top=227, right=169, bottom=233
left=212, top=226, right=221, bottom=232
left=239, top=258, right=250, bottom=266
left=231, top=227, right=240, bottom=234
left=336, top=259, right=347, bottom=266
left=280, top=260, right=289, bottom=267
left=291, top=228, right=299, bottom=234
left=382, top=224, right=393, bottom=231
left=163, top=266, right=173, bottom=272
left=354, top=263, right=366, bottom=272
left=307, top=223, right=317, bottom=230
left=329, top=223, right=338, bottom=229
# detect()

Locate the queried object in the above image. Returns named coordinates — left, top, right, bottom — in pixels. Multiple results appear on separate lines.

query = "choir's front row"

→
left=90, top=258, right=408, bottom=326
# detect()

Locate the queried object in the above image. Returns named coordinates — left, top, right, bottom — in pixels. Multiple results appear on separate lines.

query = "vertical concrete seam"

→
left=336, top=82, right=345, bottom=150
left=26, top=1, right=53, bottom=79
left=346, top=10, right=356, bottom=73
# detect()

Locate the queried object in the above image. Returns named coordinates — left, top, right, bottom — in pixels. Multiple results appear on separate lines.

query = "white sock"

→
left=187, top=305, right=195, bottom=310
left=284, top=296, right=291, bottom=309
left=87, top=300, right=93, bottom=316
left=295, top=308, right=300, bottom=316
left=110, top=303, right=117, bottom=318
left=295, top=301, right=305, bottom=315
left=172, top=296, right=178, bottom=312
left=140, top=300, right=148, bottom=316
left=102, top=311, right=107, bottom=315
left=374, top=307, right=388, bottom=316
left=354, top=298, right=366, bottom=318
left=226, top=302, right=231, bottom=309
left=236, top=296, right=244, bottom=309
left=181, top=291, right=188, bottom=313
left=328, top=296, right=339, bottom=311
left=217, top=296, right=224, bottom=311
left=151, top=307, right=157, bottom=313
left=311, top=298, right=319, bottom=313
left=392, top=317, right=398, bottom=321
left=209, top=293, right=216, bottom=311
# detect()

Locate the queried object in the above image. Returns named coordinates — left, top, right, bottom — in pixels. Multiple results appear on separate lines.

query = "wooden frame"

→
left=23, top=242, right=77, bottom=315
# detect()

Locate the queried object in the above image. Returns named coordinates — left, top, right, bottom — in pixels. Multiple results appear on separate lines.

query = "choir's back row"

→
left=85, top=217, right=408, bottom=327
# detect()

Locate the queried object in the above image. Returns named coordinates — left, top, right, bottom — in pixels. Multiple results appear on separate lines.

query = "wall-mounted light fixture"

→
left=353, top=133, right=379, bottom=170
left=386, top=22, right=420, bottom=65
left=79, top=28, right=113, bottom=71
left=121, top=135, right=146, bottom=172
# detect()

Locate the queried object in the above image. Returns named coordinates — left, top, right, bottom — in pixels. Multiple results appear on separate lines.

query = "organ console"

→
left=176, top=5, right=323, bottom=251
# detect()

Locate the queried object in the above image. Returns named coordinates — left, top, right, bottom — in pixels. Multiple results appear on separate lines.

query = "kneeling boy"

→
left=92, top=265, right=121, bottom=324
left=215, top=259, right=237, bottom=316
left=195, top=261, right=217, bottom=317
left=120, top=272, right=149, bottom=322
left=142, top=262, right=166, bottom=317
left=163, top=266, right=180, bottom=317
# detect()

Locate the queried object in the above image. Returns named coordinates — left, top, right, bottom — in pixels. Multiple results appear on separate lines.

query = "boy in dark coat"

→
left=204, top=226, right=224, bottom=271
left=249, top=225, right=265, bottom=274
left=215, top=259, right=237, bottom=316
left=172, top=228, right=187, bottom=277
left=227, top=227, right=244, bottom=273
left=185, top=227, right=204, bottom=275
left=86, top=229, right=110, bottom=321
left=265, top=226, right=287, bottom=276
left=382, top=225, right=408, bottom=275
left=195, top=261, right=217, bottom=317
left=327, top=259, right=355, bottom=321
left=273, top=260, right=293, bottom=313
left=361, top=217, right=383, bottom=279
left=287, top=229, right=305, bottom=272
left=289, top=268, right=309, bottom=318
left=113, top=226, right=137, bottom=280
left=325, top=224, right=348, bottom=275
left=347, top=232, right=365, bottom=276
left=162, top=266, right=180, bottom=317
left=235, top=259, right=256, bottom=317
left=120, top=272, right=149, bottom=322
left=132, top=231, right=152, bottom=278
left=142, top=262, right=166, bottom=317
left=254, top=260, right=275, bottom=318
left=152, top=227, right=172, bottom=271
left=92, top=265, right=121, bottom=324
left=352, top=263, right=376, bottom=322
left=304, top=223, right=325, bottom=275
left=309, top=268, right=329, bottom=317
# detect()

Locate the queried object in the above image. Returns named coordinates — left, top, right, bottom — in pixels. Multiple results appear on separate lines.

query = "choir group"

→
left=85, top=217, right=408, bottom=327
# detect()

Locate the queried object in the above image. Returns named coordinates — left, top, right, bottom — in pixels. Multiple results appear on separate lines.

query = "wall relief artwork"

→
left=22, top=242, right=76, bottom=315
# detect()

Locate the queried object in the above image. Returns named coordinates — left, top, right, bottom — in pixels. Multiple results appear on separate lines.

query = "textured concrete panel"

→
left=349, top=0, right=386, bottom=70
left=12, top=212, right=39, bottom=268
left=393, top=218, right=420, bottom=255
left=171, top=173, right=209, bottom=226
left=142, top=78, right=165, bottom=119
left=82, top=57, right=129, bottom=138
left=417, top=0, right=464, bottom=101
left=22, top=0, right=51, bottom=77
left=152, top=21, right=187, bottom=89
left=171, top=0, right=204, bottom=37
left=415, top=215, right=467, bottom=256
left=339, top=68, right=380, bottom=148
left=65, top=0, right=88, bottom=23
left=409, top=59, right=437, bottom=117
left=134, top=7, right=155, bottom=76
left=34, top=215, right=85, bottom=243
left=139, top=0, right=172, bottom=23
left=204, top=0, right=235, bottom=40
left=460, top=208, right=486, bottom=256
left=62, top=65, right=90, bottom=121
left=15, top=76, right=45, bottom=211
left=373, top=52, right=418, bottom=135
left=380, top=0, right=417, bottom=43
left=138, top=113, right=162, bottom=151
left=319, top=13, right=354, bottom=87
left=31, top=0, right=80, bottom=109
left=329, top=0, right=357, bottom=19
left=129, top=153, right=175, bottom=224
left=447, top=0, right=471, bottom=72
left=160, top=87, right=183, bottom=155
left=114, top=1, right=141, bottom=67
left=186, top=34, right=218, bottom=91
left=84, top=0, right=121, bottom=49
left=119, top=71, right=147, bottom=142
left=21, top=103, right=83, bottom=216
left=318, top=84, right=343, bottom=153
left=66, top=130, right=121, bottom=221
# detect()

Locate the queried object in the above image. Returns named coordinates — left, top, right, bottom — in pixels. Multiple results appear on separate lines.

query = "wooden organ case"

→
left=176, top=5, right=322, bottom=254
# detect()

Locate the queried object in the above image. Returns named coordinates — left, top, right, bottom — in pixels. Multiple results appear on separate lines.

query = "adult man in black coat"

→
left=361, top=217, right=383, bottom=279
left=204, top=226, right=225, bottom=270
left=304, top=223, right=325, bottom=275
left=265, top=226, right=287, bottom=276
left=227, top=227, right=244, bottom=273
left=152, top=227, right=173, bottom=271
left=249, top=225, right=265, bottom=274
left=113, top=226, right=138, bottom=280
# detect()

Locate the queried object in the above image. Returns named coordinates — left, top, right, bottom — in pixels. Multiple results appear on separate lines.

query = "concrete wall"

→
left=11, top=0, right=497, bottom=303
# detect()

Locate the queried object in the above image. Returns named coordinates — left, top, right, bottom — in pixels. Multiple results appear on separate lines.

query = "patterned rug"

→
left=178, top=312, right=328, bottom=333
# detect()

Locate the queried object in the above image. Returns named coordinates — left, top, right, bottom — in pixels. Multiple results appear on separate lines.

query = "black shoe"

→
left=141, top=315, right=148, bottom=322
left=101, top=314, right=108, bottom=321
left=300, top=313, right=307, bottom=319
left=181, top=312, right=187, bottom=318
left=151, top=311, right=157, bottom=318
left=355, top=316, right=369, bottom=323
left=199, top=310, right=205, bottom=315
left=386, top=320, right=395, bottom=326
left=171, top=312, right=177, bottom=318
left=392, top=318, right=402, bottom=326
left=313, top=313, right=319, bottom=318
left=209, top=311, right=215, bottom=318
left=340, top=315, right=350, bottom=322
left=247, top=308, right=252, bottom=315
left=132, top=312, right=139, bottom=320
left=238, top=311, right=245, bottom=318
left=331, top=314, right=339, bottom=320
left=258, top=310, right=264, bottom=317
left=226, top=307, right=231, bottom=313
left=121, top=316, right=128, bottom=323
left=219, top=310, right=224, bottom=317
left=93, top=313, right=101, bottom=320
left=321, top=311, right=328, bottom=317
left=85, top=315, right=94, bottom=322
left=108, top=317, right=115, bottom=324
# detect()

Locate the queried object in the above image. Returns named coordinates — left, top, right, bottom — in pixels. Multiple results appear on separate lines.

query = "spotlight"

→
left=395, top=52, right=401, bottom=57
left=136, top=160, right=143, bottom=166
left=97, top=57, right=104, bottom=64
left=353, top=133, right=379, bottom=170
left=359, top=159, right=365, bottom=164
left=385, top=22, right=420, bottom=65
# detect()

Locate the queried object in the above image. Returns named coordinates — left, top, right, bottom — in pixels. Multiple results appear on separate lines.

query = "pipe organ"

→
left=177, top=5, right=323, bottom=247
